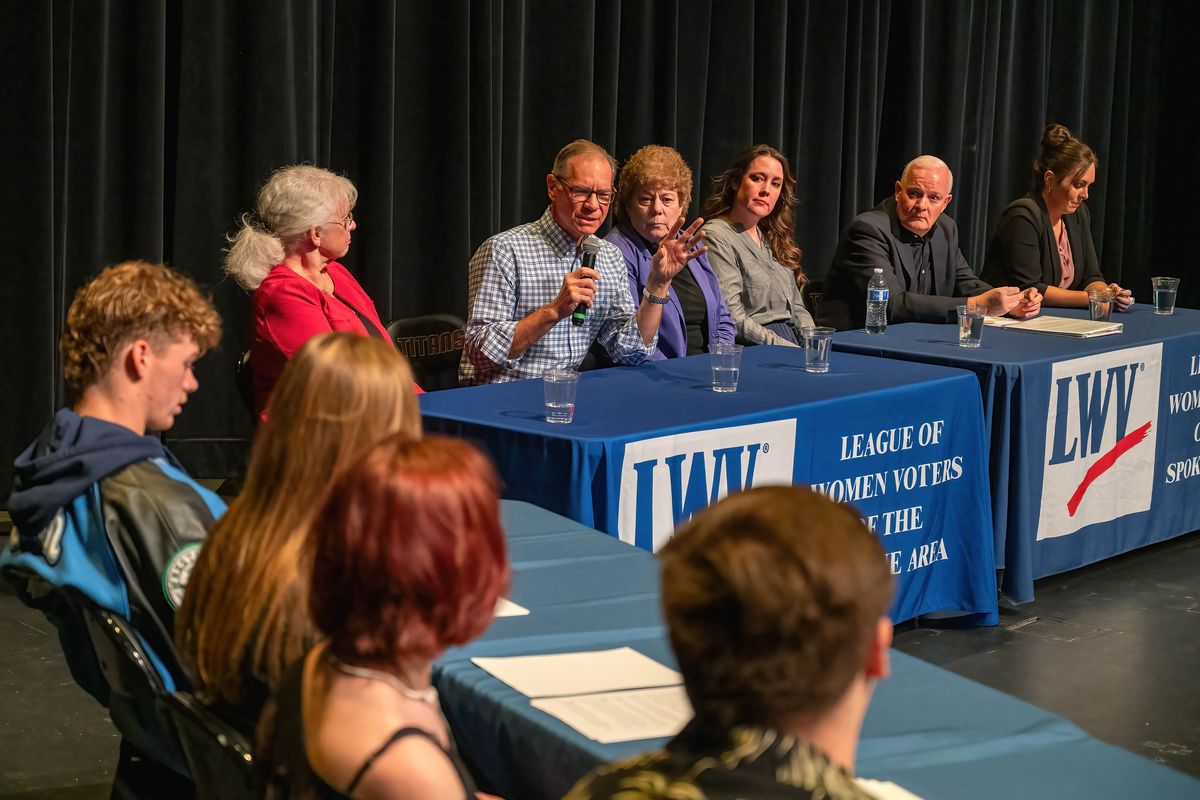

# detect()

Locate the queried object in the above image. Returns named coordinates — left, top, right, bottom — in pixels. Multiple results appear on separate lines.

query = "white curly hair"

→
left=224, top=164, right=358, bottom=291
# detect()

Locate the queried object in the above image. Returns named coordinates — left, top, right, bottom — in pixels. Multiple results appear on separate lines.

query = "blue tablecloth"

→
left=434, top=501, right=1200, bottom=800
left=422, top=345, right=998, bottom=624
left=834, top=306, right=1200, bottom=603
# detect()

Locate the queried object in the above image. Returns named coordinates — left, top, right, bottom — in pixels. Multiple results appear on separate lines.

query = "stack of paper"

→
left=471, top=647, right=692, bottom=743
left=983, top=315, right=1122, bottom=337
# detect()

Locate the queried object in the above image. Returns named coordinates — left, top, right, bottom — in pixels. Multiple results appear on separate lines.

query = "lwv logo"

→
left=1037, top=344, right=1161, bottom=541
left=617, top=420, right=796, bottom=552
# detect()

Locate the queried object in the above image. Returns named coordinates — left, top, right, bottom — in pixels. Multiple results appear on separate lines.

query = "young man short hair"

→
left=568, top=485, right=895, bottom=800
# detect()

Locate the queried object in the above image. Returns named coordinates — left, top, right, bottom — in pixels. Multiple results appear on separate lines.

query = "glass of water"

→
left=1088, top=288, right=1113, bottom=322
left=957, top=305, right=985, bottom=348
left=543, top=368, right=580, bottom=423
left=1151, top=277, right=1180, bottom=316
left=710, top=343, right=743, bottom=392
left=801, top=327, right=835, bottom=373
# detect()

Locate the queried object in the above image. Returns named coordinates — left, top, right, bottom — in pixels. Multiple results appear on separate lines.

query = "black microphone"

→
left=571, top=235, right=602, bottom=326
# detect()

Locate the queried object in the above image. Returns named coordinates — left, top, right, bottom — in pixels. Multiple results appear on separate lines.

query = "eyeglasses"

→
left=324, top=212, right=355, bottom=229
left=554, top=176, right=614, bottom=206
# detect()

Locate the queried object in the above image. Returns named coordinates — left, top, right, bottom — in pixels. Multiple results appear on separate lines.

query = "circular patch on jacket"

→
left=162, top=543, right=202, bottom=609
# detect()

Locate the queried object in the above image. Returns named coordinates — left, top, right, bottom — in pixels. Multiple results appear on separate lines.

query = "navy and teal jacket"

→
left=2, top=409, right=226, bottom=700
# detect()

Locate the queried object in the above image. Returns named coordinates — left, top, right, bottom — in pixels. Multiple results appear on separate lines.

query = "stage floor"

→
left=893, top=528, right=1200, bottom=778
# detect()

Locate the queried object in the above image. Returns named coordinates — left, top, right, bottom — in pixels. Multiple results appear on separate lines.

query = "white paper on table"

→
left=982, top=316, right=1020, bottom=328
left=856, top=777, right=927, bottom=800
left=531, top=685, right=692, bottom=744
left=493, top=598, right=529, bottom=618
left=983, top=315, right=1122, bottom=337
left=471, top=647, right=682, bottom=698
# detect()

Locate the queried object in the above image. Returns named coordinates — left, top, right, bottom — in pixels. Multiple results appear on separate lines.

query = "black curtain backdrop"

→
left=3, top=0, right=1197, bottom=495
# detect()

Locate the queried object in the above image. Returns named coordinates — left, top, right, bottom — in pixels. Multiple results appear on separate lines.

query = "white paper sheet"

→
left=494, top=598, right=529, bottom=617
left=982, top=316, right=1020, bottom=328
left=471, top=647, right=682, bottom=698
left=856, top=777, right=927, bottom=800
left=531, top=685, right=692, bottom=744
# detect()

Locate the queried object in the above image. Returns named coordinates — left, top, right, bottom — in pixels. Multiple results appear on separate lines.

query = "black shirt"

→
left=896, top=226, right=933, bottom=295
left=260, top=655, right=476, bottom=799
left=669, top=261, right=710, bottom=355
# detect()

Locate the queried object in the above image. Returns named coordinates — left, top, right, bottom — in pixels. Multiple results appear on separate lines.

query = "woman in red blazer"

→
left=225, top=165, right=421, bottom=419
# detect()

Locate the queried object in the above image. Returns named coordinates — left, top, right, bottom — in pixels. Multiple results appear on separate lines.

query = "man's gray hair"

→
left=551, top=139, right=618, bottom=182
left=900, top=155, right=954, bottom=194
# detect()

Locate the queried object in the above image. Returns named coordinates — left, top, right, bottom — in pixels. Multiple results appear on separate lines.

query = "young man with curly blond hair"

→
left=2, top=260, right=224, bottom=700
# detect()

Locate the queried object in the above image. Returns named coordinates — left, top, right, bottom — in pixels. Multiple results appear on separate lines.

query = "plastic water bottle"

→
left=866, top=268, right=889, bottom=334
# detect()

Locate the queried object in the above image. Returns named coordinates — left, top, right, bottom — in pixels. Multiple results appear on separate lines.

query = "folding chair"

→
left=160, top=690, right=257, bottom=800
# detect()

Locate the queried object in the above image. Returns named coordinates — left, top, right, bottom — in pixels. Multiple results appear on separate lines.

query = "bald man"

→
left=819, top=156, right=1040, bottom=330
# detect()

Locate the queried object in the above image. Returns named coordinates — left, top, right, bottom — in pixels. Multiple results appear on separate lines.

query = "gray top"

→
left=701, top=218, right=813, bottom=347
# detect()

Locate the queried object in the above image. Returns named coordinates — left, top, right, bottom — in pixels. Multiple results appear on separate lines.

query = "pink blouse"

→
left=1056, top=222, right=1075, bottom=290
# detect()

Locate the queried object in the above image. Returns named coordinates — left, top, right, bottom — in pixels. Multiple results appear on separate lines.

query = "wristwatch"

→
left=642, top=287, right=669, bottom=304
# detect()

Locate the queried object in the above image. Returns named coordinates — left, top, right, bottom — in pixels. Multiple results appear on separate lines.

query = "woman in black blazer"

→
left=982, top=124, right=1133, bottom=310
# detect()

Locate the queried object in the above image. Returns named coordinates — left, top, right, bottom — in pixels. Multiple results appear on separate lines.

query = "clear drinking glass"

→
left=543, top=368, right=580, bottom=423
left=710, top=344, right=744, bottom=393
left=1151, top=277, right=1180, bottom=316
left=957, top=305, right=985, bottom=348
left=1088, top=288, right=1114, bottom=322
left=802, top=327, right=835, bottom=373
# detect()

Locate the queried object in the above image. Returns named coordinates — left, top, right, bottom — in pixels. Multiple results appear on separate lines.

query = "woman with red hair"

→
left=258, top=435, right=510, bottom=799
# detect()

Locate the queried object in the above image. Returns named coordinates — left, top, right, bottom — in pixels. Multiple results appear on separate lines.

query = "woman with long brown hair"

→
left=176, top=333, right=421, bottom=734
left=701, top=145, right=814, bottom=346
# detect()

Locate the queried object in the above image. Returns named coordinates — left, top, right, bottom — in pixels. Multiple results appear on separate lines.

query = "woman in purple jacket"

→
left=606, top=145, right=734, bottom=360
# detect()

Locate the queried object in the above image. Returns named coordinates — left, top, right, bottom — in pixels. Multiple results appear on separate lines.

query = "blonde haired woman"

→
left=226, top=164, right=420, bottom=419
left=176, top=333, right=421, bottom=735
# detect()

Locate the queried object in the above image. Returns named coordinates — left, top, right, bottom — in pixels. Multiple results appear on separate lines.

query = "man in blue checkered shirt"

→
left=461, top=139, right=710, bottom=385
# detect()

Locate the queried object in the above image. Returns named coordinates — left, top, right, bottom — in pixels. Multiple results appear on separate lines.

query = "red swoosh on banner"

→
left=1066, top=421, right=1152, bottom=517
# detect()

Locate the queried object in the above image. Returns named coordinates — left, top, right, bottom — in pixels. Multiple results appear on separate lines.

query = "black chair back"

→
left=160, top=691, right=258, bottom=800
left=386, top=313, right=466, bottom=391
left=79, top=602, right=192, bottom=780
left=803, top=279, right=824, bottom=321
left=235, top=349, right=254, bottom=416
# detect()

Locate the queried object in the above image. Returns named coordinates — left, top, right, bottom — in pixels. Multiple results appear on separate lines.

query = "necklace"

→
left=294, top=266, right=332, bottom=294
left=330, top=656, right=439, bottom=705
